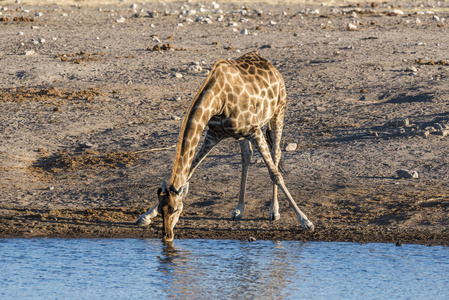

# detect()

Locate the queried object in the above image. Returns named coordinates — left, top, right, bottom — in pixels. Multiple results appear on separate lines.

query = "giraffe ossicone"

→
left=136, top=51, right=314, bottom=241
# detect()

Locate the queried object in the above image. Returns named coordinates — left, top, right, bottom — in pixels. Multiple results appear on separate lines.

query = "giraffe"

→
left=136, top=51, right=314, bottom=241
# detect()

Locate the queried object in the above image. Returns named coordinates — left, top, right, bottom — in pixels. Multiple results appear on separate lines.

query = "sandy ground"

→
left=1, top=1, right=449, bottom=245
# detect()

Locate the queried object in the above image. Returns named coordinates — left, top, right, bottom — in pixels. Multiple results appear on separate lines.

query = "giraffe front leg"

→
left=136, top=203, right=159, bottom=226
left=251, top=129, right=314, bottom=231
left=231, top=140, right=252, bottom=220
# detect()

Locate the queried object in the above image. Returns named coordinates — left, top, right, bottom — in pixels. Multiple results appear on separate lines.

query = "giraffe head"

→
left=157, top=181, right=189, bottom=241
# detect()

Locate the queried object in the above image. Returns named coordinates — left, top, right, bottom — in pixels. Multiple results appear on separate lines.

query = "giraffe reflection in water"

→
left=155, top=240, right=299, bottom=299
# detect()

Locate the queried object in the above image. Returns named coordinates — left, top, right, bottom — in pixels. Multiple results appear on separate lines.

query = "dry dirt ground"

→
left=1, top=1, right=449, bottom=245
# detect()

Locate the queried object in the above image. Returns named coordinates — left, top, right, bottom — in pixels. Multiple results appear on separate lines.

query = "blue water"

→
left=1, top=239, right=448, bottom=299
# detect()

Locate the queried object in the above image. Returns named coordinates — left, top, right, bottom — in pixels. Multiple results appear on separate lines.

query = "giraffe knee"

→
left=269, top=172, right=283, bottom=186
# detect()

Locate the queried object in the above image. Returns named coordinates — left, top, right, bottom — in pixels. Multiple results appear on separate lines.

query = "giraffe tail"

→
left=265, top=126, right=286, bottom=175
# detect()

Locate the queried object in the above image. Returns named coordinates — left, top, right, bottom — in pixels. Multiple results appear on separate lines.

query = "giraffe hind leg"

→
left=231, top=139, right=252, bottom=220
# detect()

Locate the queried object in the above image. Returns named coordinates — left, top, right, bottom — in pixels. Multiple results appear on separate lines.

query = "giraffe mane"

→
left=169, top=59, right=227, bottom=188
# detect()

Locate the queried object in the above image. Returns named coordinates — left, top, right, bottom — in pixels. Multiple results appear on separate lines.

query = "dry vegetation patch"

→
left=56, top=52, right=105, bottom=64
left=0, top=87, right=104, bottom=103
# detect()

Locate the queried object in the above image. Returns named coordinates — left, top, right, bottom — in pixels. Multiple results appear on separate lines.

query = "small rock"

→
left=396, top=169, right=419, bottom=179
left=17, top=31, right=24, bottom=35
left=405, top=66, right=418, bottom=73
left=38, top=38, right=45, bottom=44
left=79, top=142, right=94, bottom=149
left=116, top=17, right=126, bottom=23
left=347, top=23, right=357, bottom=31
left=47, top=186, right=55, bottom=191
left=269, top=20, right=276, bottom=25
left=419, top=130, right=430, bottom=138
left=187, top=64, right=202, bottom=72
left=248, top=236, right=256, bottom=242
left=171, top=115, right=181, bottom=121
left=436, top=129, right=449, bottom=137
left=35, top=12, right=43, bottom=17
left=285, top=143, right=298, bottom=152
left=23, top=49, right=35, bottom=56
left=388, top=9, right=404, bottom=15
left=174, top=72, right=183, bottom=78
left=240, top=28, right=249, bottom=35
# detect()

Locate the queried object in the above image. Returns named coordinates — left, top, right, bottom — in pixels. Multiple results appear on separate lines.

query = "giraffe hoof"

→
left=301, top=220, right=315, bottom=232
left=269, top=213, right=280, bottom=221
left=231, top=210, right=243, bottom=220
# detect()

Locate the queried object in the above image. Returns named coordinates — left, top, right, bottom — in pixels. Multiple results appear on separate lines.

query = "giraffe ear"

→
left=161, top=181, right=168, bottom=194
left=178, top=182, right=189, bottom=197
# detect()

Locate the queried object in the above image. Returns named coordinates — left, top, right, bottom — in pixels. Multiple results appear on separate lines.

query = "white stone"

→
left=174, top=72, right=183, bottom=78
left=240, top=28, right=249, bottom=35
left=171, top=115, right=181, bottom=121
left=216, top=15, right=224, bottom=22
left=433, top=15, right=440, bottom=22
left=396, top=169, right=419, bottom=179
left=38, top=38, right=45, bottom=44
left=187, top=64, right=202, bottom=72
left=116, top=17, right=126, bottom=23
left=228, top=21, right=238, bottom=26
left=388, top=9, right=404, bottom=15
left=17, top=32, right=24, bottom=35
left=285, top=143, right=298, bottom=152
left=269, top=20, right=276, bottom=25
left=130, top=4, right=137, bottom=9
left=23, top=49, right=35, bottom=55
left=35, top=12, right=43, bottom=17
left=347, top=23, right=357, bottom=31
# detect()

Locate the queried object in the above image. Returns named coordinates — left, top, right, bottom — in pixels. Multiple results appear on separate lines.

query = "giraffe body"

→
left=136, top=51, right=314, bottom=241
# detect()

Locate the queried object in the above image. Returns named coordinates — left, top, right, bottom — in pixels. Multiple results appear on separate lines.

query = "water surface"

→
left=1, top=239, right=448, bottom=299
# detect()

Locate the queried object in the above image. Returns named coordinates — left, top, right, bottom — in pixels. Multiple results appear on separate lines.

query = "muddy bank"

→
left=1, top=1, right=449, bottom=245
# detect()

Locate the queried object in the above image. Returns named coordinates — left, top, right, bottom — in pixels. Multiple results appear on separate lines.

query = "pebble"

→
left=23, top=49, right=35, bottom=56
left=174, top=72, right=183, bottom=78
left=285, top=143, right=298, bottom=152
left=79, top=142, right=94, bottom=149
left=269, top=20, right=276, bottom=25
left=419, top=130, right=430, bottom=138
left=228, top=21, right=238, bottom=26
left=35, top=12, right=43, bottom=17
left=240, top=28, right=249, bottom=35
left=405, top=66, right=418, bottom=73
left=396, top=169, right=419, bottom=179
left=187, top=64, right=202, bottom=72
left=436, top=129, right=449, bottom=137
left=38, top=38, right=45, bottom=44
left=171, top=115, right=181, bottom=121
left=116, top=17, right=126, bottom=23
left=248, top=237, right=256, bottom=242
left=17, top=31, right=24, bottom=35
left=347, top=23, right=357, bottom=31
left=216, top=15, right=224, bottom=22
left=388, top=9, right=404, bottom=15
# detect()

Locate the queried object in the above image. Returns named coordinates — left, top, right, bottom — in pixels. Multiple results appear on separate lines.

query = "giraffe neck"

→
left=169, top=71, right=223, bottom=190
